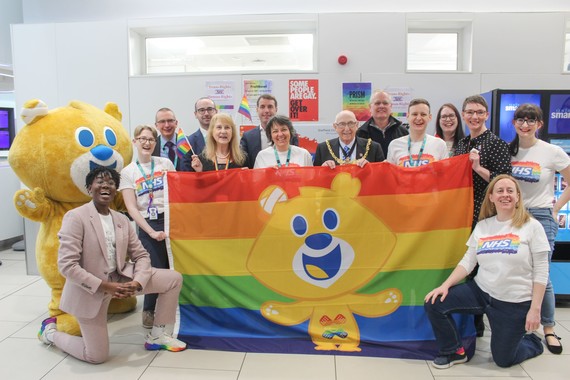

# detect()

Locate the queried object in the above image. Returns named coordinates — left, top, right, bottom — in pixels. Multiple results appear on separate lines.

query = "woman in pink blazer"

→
left=37, top=167, right=186, bottom=363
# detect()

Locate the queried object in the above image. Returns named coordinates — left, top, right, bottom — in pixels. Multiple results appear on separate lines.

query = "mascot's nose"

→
left=91, top=145, right=114, bottom=161
left=305, top=233, right=332, bottom=250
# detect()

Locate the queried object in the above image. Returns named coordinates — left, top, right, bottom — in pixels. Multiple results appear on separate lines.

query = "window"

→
left=129, top=15, right=317, bottom=75
left=406, top=17, right=472, bottom=72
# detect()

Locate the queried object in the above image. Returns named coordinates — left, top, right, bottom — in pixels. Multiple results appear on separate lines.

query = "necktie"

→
left=166, top=141, right=176, bottom=163
left=343, top=145, right=350, bottom=158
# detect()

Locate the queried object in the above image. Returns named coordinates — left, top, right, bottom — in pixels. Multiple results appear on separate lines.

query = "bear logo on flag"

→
left=247, top=172, right=402, bottom=352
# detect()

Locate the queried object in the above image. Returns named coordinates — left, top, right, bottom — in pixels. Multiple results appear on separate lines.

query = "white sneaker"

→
left=144, top=332, right=186, bottom=352
left=38, top=317, right=57, bottom=345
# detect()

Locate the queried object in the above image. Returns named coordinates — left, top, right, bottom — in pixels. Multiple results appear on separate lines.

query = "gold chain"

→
left=325, top=138, right=372, bottom=165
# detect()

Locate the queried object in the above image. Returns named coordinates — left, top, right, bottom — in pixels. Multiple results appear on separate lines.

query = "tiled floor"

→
left=1, top=247, right=569, bottom=380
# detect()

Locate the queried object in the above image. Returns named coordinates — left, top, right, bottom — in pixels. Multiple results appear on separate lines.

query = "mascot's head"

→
left=247, top=173, right=397, bottom=300
left=8, top=99, right=132, bottom=202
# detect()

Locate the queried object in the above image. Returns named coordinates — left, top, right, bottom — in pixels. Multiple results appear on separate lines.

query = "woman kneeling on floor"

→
left=424, top=174, right=548, bottom=369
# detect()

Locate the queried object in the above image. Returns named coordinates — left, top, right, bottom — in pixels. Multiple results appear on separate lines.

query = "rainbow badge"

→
left=238, top=94, right=252, bottom=121
left=176, top=128, right=193, bottom=158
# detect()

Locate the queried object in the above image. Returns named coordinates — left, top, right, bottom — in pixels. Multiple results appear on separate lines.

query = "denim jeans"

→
left=424, top=281, right=543, bottom=368
left=528, top=207, right=557, bottom=327
left=138, top=214, right=170, bottom=312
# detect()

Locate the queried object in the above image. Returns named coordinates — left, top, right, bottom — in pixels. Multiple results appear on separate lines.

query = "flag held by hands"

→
left=176, top=128, right=193, bottom=158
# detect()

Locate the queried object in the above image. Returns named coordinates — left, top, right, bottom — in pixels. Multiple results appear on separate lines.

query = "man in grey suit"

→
left=240, top=94, right=298, bottom=168
left=314, top=110, right=385, bottom=168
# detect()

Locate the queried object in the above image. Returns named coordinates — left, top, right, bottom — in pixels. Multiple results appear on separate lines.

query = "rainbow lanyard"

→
left=407, top=135, right=427, bottom=167
left=135, top=158, right=155, bottom=209
left=215, top=158, right=230, bottom=171
left=273, top=146, right=291, bottom=168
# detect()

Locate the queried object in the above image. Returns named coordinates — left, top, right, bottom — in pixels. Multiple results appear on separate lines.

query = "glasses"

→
left=440, top=114, right=456, bottom=121
left=335, top=121, right=358, bottom=129
left=464, top=110, right=487, bottom=117
left=514, top=118, right=538, bottom=126
left=196, top=107, right=217, bottom=114
left=156, top=119, right=177, bottom=124
left=136, top=137, right=156, bottom=144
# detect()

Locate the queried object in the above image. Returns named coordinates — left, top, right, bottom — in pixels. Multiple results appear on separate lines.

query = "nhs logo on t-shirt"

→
left=511, top=161, right=540, bottom=183
left=477, top=233, right=520, bottom=255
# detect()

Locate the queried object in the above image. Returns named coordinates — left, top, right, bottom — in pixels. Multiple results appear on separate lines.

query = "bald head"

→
left=334, top=110, right=359, bottom=145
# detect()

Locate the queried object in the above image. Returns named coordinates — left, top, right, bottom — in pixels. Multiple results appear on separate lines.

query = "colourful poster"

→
left=205, top=81, right=235, bottom=114
left=167, top=155, right=475, bottom=359
left=243, top=80, right=273, bottom=125
left=342, top=83, right=372, bottom=121
left=385, top=87, right=414, bottom=123
left=289, top=80, right=318, bottom=121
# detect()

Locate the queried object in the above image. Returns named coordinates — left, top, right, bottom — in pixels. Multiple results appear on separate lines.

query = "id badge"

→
left=148, top=207, right=158, bottom=220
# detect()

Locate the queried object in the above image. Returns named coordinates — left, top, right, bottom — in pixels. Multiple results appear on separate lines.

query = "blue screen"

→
left=555, top=173, right=570, bottom=242
left=498, top=93, right=542, bottom=143
left=548, top=94, right=570, bottom=134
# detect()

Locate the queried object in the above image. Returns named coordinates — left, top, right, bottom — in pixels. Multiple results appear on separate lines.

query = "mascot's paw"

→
left=54, top=312, right=82, bottom=336
left=109, top=296, right=137, bottom=314
left=14, top=188, right=47, bottom=215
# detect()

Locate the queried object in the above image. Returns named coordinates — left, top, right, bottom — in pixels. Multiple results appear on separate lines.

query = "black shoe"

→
left=545, top=333, right=563, bottom=354
left=474, top=315, right=485, bottom=337
left=432, top=352, right=468, bottom=369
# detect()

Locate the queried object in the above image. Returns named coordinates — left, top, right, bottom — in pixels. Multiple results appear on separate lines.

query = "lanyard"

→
left=274, top=146, right=291, bottom=168
left=407, top=135, right=427, bottom=167
left=214, top=158, right=230, bottom=171
left=341, top=140, right=357, bottom=161
left=135, top=159, right=155, bottom=208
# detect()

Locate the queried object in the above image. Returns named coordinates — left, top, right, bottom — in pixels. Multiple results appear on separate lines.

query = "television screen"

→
left=0, top=108, right=15, bottom=150
left=555, top=173, right=570, bottom=243
left=548, top=94, right=570, bottom=134
left=498, top=93, right=542, bottom=143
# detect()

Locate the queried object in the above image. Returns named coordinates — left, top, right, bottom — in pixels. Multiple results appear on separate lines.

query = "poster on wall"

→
left=243, top=80, right=273, bottom=125
left=548, top=94, right=570, bottom=135
left=342, top=83, right=372, bottom=121
left=384, top=87, right=414, bottom=124
left=288, top=80, right=318, bottom=121
left=206, top=81, right=235, bottom=115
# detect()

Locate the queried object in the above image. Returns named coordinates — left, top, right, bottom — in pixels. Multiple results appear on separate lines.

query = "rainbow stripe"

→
left=175, top=129, right=192, bottom=158
left=167, top=155, right=475, bottom=359
left=238, top=94, right=252, bottom=121
left=511, top=160, right=541, bottom=183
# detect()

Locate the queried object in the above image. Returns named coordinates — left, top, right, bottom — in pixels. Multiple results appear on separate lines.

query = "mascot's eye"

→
left=75, top=127, right=95, bottom=148
left=291, top=215, right=308, bottom=237
left=323, top=209, right=339, bottom=231
left=104, top=127, right=117, bottom=146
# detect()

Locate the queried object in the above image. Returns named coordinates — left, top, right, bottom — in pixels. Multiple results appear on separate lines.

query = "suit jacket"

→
left=187, top=129, right=206, bottom=156
left=240, top=127, right=299, bottom=169
left=152, top=136, right=182, bottom=170
left=58, top=202, right=151, bottom=319
left=313, top=137, right=385, bottom=166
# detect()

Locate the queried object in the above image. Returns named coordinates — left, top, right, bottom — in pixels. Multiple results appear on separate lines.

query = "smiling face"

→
left=194, top=98, right=217, bottom=130
left=439, top=106, right=459, bottom=139
left=271, top=123, right=291, bottom=152
left=462, top=102, right=488, bottom=137
left=155, top=110, right=178, bottom=140
left=334, top=111, right=358, bottom=145
left=88, top=172, right=117, bottom=211
left=513, top=117, right=542, bottom=140
left=369, top=92, right=393, bottom=125
left=407, top=103, right=431, bottom=137
left=489, top=178, right=519, bottom=218
left=212, top=121, right=233, bottom=146
left=133, top=128, right=157, bottom=161
left=257, top=98, right=278, bottom=129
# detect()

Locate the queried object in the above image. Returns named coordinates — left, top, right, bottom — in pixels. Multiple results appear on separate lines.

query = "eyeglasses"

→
left=464, top=110, right=487, bottom=117
left=136, top=137, right=156, bottom=144
left=514, top=118, right=538, bottom=126
left=440, top=114, right=456, bottom=121
left=196, top=107, right=217, bottom=114
left=156, top=119, right=177, bottom=124
left=335, top=121, right=358, bottom=129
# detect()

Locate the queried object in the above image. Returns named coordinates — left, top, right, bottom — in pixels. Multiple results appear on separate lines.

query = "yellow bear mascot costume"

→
left=9, top=99, right=135, bottom=335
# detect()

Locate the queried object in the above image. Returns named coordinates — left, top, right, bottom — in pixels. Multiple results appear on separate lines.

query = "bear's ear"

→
left=104, top=102, right=122, bottom=122
left=331, top=172, right=360, bottom=198
left=258, top=185, right=288, bottom=214
left=20, top=99, right=48, bottom=125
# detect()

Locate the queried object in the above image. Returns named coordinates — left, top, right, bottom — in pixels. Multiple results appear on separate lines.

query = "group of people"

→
left=37, top=91, right=569, bottom=370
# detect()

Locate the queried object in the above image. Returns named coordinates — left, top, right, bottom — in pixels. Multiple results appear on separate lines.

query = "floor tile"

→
left=0, top=294, right=50, bottom=322
left=0, top=320, right=27, bottom=341
left=520, top=355, right=570, bottom=380
left=11, top=277, right=51, bottom=296
left=336, top=355, right=433, bottom=380
left=0, top=337, right=67, bottom=378
left=141, top=367, right=239, bottom=380
left=151, top=348, right=245, bottom=370
left=239, top=353, right=335, bottom=380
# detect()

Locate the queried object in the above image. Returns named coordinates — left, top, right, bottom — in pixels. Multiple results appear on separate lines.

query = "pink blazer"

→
left=58, top=201, right=151, bottom=319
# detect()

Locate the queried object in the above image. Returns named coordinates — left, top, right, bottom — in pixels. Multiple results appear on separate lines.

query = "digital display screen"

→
left=555, top=173, right=570, bottom=243
left=548, top=94, right=570, bottom=134
left=0, top=109, right=14, bottom=150
left=498, top=93, right=542, bottom=143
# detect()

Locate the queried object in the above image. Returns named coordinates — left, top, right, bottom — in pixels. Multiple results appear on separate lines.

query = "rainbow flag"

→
left=166, top=155, right=475, bottom=359
left=175, top=128, right=193, bottom=158
left=238, top=94, right=252, bottom=121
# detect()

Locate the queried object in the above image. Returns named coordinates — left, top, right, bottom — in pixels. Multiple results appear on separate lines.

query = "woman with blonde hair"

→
left=189, top=113, right=247, bottom=171
left=425, top=174, right=548, bottom=369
